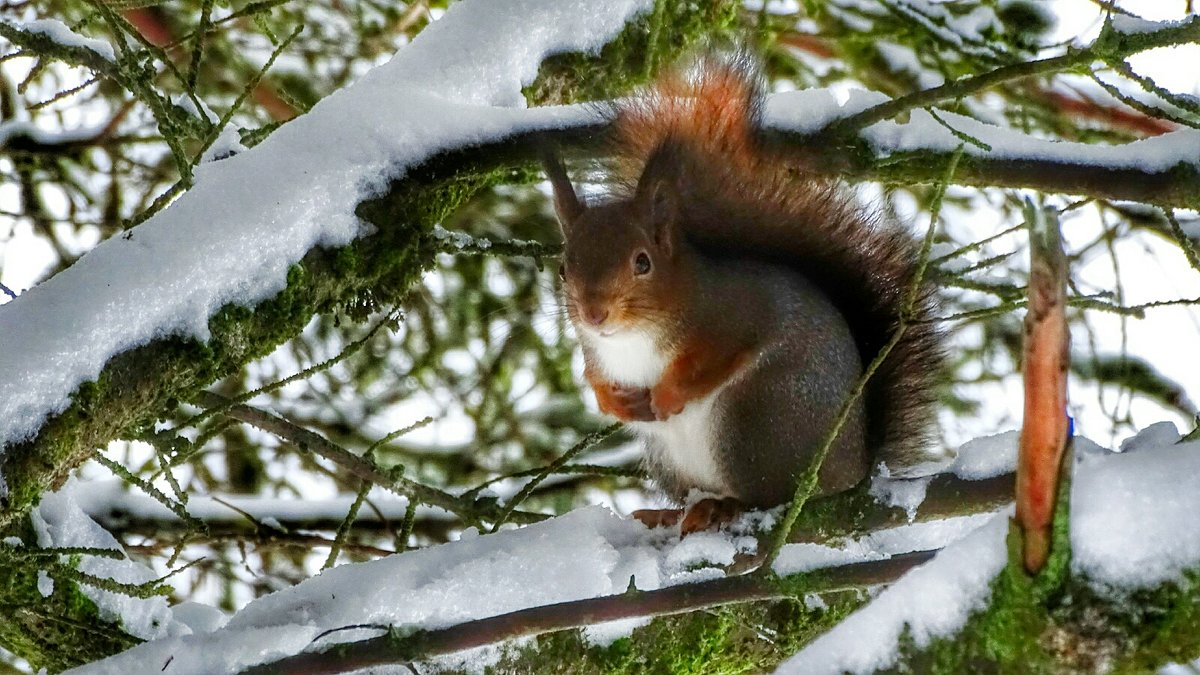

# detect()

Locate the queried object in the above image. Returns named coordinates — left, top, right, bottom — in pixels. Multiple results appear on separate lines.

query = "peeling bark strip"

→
left=1015, top=204, right=1071, bottom=574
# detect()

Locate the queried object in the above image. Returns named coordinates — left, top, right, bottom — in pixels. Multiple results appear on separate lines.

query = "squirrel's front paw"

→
left=597, top=383, right=655, bottom=422
left=650, top=384, right=686, bottom=420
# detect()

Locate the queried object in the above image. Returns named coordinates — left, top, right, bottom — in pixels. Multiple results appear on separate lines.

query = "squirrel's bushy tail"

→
left=608, top=52, right=944, bottom=469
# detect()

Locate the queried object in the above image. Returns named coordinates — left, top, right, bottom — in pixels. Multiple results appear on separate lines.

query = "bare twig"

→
left=192, top=391, right=548, bottom=526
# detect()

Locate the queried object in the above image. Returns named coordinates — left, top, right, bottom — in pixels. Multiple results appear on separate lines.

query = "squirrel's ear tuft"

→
left=636, top=142, right=683, bottom=256
left=542, top=151, right=584, bottom=232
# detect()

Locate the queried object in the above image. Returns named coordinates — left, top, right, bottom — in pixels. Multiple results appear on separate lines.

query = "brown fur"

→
left=601, top=52, right=944, bottom=470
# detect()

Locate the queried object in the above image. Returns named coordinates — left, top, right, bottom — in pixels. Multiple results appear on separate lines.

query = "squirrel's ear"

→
left=636, top=143, right=682, bottom=256
left=541, top=151, right=584, bottom=232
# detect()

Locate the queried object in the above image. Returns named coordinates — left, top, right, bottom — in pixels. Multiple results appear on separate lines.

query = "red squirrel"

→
left=545, top=53, right=943, bottom=529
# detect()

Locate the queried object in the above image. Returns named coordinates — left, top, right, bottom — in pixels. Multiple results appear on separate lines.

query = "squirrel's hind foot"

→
left=631, top=507, right=684, bottom=529
left=632, top=497, right=743, bottom=536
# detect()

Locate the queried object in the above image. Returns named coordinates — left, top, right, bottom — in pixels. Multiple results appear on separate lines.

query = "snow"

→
left=0, top=0, right=645, bottom=452
left=949, top=430, right=1019, bottom=479
left=861, top=105, right=1200, bottom=172
left=772, top=512, right=995, bottom=576
left=37, top=570, right=54, bottom=598
left=67, top=506, right=748, bottom=675
left=869, top=471, right=931, bottom=520
left=1072, top=437, right=1200, bottom=589
left=777, top=513, right=1011, bottom=675
left=39, top=422, right=1200, bottom=673
left=1110, top=14, right=1196, bottom=36
left=1118, top=420, right=1180, bottom=453
left=15, top=19, right=115, bottom=62
left=765, top=86, right=1200, bottom=174
left=30, top=481, right=182, bottom=641
left=780, top=428, right=1200, bottom=673
left=764, top=88, right=888, bottom=134
left=875, top=41, right=945, bottom=89
left=0, top=120, right=109, bottom=148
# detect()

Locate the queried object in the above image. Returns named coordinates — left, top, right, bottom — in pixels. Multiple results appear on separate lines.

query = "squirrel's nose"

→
left=583, top=306, right=610, bottom=327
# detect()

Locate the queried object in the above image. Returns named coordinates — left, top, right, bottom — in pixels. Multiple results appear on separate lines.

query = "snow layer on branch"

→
left=65, top=496, right=989, bottom=673
left=1072, top=434, right=1200, bottom=589
left=0, top=0, right=642, bottom=451
left=16, top=18, right=115, bottom=62
left=864, top=107, right=1200, bottom=172
left=777, top=512, right=1010, bottom=675
left=1111, top=14, right=1195, bottom=35
left=66, top=506, right=757, bottom=675
left=781, top=427, right=1200, bottom=673
left=62, top=423, right=1200, bottom=674
left=30, top=481, right=183, bottom=641
left=764, top=87, right=1200, bottom=173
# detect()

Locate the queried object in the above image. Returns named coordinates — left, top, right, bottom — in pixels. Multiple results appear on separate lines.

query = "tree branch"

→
left=824, top=14, right=1200, bottom=136
left=238, top=550, right=936, bottom=675
left=193, top=391, right=548, bottom=526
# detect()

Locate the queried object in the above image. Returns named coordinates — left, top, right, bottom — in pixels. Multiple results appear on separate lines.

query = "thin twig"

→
left=490, top=423, right=621, bottom=531
left=192, top=391, right=548, bottom=526
left=323, top=481, right=372, bottom=569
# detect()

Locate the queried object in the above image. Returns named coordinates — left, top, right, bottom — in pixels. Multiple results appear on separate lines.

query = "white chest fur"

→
left=586, top=329, right=668, bottom=387
left=584, top=329, right=729, bottom=495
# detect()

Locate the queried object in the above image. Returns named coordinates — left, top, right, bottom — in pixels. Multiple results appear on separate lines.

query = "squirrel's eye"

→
left=558, top=262, right=566, bottom=280
left=633, top=252, right=651, bottom=276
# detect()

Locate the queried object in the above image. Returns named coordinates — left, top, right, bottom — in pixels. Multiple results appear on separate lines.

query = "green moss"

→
left=0, top=523, right=139, bottom=672
left=523, top=0, right=740, bottom=105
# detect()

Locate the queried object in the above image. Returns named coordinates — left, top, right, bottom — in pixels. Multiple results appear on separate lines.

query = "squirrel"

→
left=544, top=52, right=944, bottom=528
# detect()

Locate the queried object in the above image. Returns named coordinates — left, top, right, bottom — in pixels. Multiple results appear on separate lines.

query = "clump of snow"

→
left=772, top=512, right=996, bottom=576
left=37, top=570, right=54, bottom=598
left=950, top=430, right=1018, bottom=479
left=1118, top=420, right=1180, bottom=453
left=875, top=41, right=945, bottom=89
left=777, top=512, right=1010, bottom=675
left=31, top=482, right=180, bottom=641
left=1072, top=438, right=1200, bottom=589
left=870, top=465, right=932, bottom=520
left=0, top=0, right=642, bottom=451
left=1110, top=13, right=1196, bottom=35
left=15, top=18, right=115, bottom=62
left=201, top=126, right=248, bottom=163
left=764, top=88, right=889, bottom=134
left=171, top=602, right=229, bottom=635
left=433, top=224, right=491, bottom=250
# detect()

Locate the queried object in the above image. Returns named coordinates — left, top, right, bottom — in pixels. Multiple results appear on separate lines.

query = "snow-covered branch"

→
left=235, top=551, right=936, bottom=675
left=0, top=0, right=714, bottom=532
